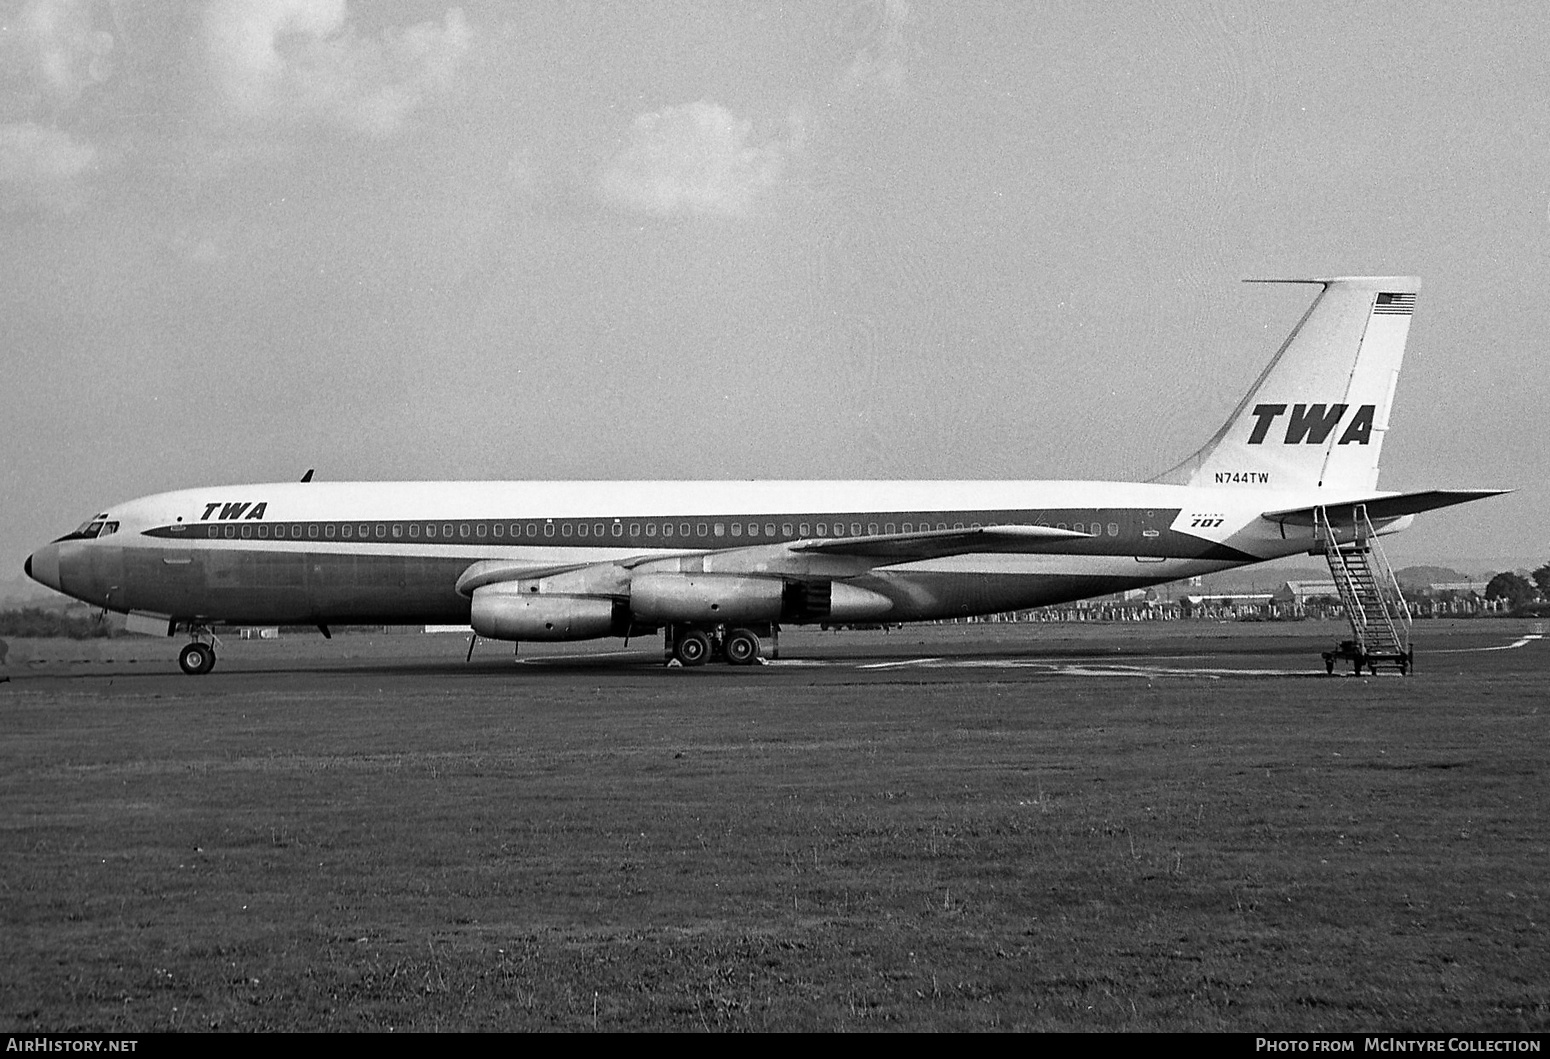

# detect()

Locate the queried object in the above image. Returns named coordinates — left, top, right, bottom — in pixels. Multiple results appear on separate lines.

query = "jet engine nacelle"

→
left=629, top=574, right=894, bottom=624
left=470, top=583, right=619, bottom=641
left=630, top=573, right=784, bottom=623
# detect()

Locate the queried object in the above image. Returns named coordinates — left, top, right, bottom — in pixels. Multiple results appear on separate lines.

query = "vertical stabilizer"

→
left=1154, top=276, right=1418, bottom=493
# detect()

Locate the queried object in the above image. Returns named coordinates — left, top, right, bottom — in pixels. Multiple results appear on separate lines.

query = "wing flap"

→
left=791, top=523, right=1091, bottom=560
left=1262, top=488, right=1509, bottom=526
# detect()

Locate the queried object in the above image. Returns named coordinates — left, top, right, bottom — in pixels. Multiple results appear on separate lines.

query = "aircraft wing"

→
left=454, top=525, right=1091, bottom=596
left=1261, top=489, right=1510, bottom=526
left=455, top=559, right=624, bottom=595
left=789, top=523, right=1092, bottom=560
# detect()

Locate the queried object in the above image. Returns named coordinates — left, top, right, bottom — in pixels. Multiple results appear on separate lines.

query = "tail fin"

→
left=1154, top=276, right=1419, bottom=493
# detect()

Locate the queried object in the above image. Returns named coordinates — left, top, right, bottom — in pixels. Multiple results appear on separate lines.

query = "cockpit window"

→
left=56, top=515, right=115, bottom=543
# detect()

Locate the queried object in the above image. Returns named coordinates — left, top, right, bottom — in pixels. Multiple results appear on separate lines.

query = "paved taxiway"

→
left=4, top=618, right=1542, bottom=692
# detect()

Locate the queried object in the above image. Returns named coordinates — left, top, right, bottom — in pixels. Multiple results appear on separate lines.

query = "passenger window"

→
left=783, top=523, right=794, bottom=536
left=713, top=523, right=725, bottom=537
left=697, top=523, right=707, bottom=536
left=867, top=523, right=878, bottom=534
left=561, top=524, right=573, bottom=537
left=680, top=523, right=691, bottom=537
left=616, top=523, right=625, bottom=537
left=816, top=523, right=827, bottom=535
left=1108, top=522, right=1119, bottom=536
left=443, top=524, right=454, bottom=538
left=765, top=523, right=776, bottom=536
left=341, top=524, right=353, bottom=538
left=578, top=523, right=589, bottom=538
left=798, top=523, right=809, bottom=535
left=377, top=524, right=387, bottom=539
left=475, top=523, right=486, bottom=538
left=544, top=523, right=554, bottom=537
left=646, top=523, right=657, bottom=537
left=730, top=523, right=741, bottom=537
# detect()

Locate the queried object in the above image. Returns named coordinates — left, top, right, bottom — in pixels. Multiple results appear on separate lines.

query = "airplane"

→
left=24, top=275, right=1505, bottom=675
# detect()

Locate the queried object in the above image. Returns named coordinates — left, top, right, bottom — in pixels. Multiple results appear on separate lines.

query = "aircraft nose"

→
left=25, top=543, right=62, bottom=592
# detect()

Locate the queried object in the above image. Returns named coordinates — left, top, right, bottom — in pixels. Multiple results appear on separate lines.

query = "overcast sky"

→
left=2, top=0, right=1545, bottom=581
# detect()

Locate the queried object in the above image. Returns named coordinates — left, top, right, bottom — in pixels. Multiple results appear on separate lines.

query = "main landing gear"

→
left=664, top=624, right=775, bottom=667
left=176, top=624, right=220, bottom=675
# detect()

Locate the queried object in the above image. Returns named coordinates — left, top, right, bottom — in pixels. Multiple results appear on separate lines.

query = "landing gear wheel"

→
left=724, top=628, right=761, bottom=666
left=178, top=642, right=215, bottom=676
left=674, top=629, right=711, bottom=667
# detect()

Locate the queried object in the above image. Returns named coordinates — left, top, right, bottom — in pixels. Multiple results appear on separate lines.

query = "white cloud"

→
left=0, top=0, right=118, bottom=119
left=203, top=0, right=471, bottom=139
left=0, top=121, right=100, bottom=213
left=840, top=0, right=913, bottom=99
left=598, top=101, right=800, bottom=219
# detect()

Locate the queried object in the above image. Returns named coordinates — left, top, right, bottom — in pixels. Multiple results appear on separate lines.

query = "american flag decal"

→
left=1373, top=291, right=1416, bottom=315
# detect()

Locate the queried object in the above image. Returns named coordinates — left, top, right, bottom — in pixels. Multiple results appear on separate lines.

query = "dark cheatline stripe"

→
left=138, top=507, right=1256, bottom=562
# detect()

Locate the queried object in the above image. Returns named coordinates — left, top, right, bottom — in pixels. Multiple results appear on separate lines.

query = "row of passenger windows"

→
left=182, top=518, right=1129, bottom=542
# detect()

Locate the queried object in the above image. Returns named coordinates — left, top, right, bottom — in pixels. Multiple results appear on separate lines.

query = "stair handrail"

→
left=1355, top=503, right=1412, bottom=653
left=1316, top=506, right=1373, bottom=638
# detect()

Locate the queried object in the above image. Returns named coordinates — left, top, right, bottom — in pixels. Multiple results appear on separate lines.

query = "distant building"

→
left=1424, top=580, right=1489, bottom=597
left=1272, top=581, right=1341, bottom=606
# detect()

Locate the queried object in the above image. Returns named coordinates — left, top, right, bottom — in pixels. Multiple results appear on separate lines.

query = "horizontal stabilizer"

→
left=1261, top=489, right=1509, bottom=526
left=792, top=523, right=1091, bottom=560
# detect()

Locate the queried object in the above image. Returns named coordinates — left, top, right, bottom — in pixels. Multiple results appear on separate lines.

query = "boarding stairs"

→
left=1316, top=505, right=1413, bottom=675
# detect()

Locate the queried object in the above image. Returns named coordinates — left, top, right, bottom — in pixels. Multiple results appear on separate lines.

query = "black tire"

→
left=724, top=628, right=761, bottom=666
left=674, top=629, right=711, bottom=667
left=178, top=642, right=215, bottom=676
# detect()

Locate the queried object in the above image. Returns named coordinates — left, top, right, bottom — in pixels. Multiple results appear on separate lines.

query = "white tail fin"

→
left=1154, top=276, right=1419, bottom=493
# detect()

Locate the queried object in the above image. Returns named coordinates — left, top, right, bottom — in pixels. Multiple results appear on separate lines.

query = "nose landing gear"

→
left=178, top=642, right=216, bottom=675
left=175, top=623, right=220, bottom=675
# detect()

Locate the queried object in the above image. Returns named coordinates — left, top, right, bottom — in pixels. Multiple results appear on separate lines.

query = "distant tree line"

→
left=1484, top=563, right=1550, bottom=612
left=0, top=608, right=115, bottom=639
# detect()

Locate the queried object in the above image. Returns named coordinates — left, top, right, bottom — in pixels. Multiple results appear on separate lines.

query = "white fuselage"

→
left=26, top=478, right=1389, bottom=629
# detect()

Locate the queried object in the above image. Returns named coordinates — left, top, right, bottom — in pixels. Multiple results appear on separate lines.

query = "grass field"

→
left=2, top=620, right=1546, bottom=1031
